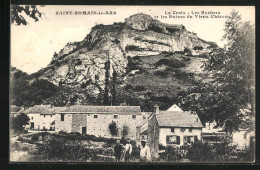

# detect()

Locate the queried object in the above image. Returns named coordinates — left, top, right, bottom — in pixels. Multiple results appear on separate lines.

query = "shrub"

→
left=155, top=58, right=186, bottom=68
left=108, top=121, right=118, bottom=136
left=133, top=85, right=145, bottom=91
left=193, top=46, right=204, bottom=50
left=121, top=125, right=129, bottom=139
left=154, top=70, right=169, bottom=77
left=58, top=130, right=67, bottom=135
left=11, top=113, right=30, bottom=132
left=37, top=137, right=97, bottom=161
left=125, top=84, right=133, bottom=90
left=31, top=135, right=39, bottom=142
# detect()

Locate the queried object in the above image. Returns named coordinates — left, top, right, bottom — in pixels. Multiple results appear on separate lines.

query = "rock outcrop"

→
left=32, top=13, right=217, bottom=97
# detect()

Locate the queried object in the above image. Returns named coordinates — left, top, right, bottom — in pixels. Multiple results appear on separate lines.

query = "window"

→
left=244, top=133, right=247, bottom=140
left=189, top=128, right=192, bottom=132
left=61, top=114, right=64, bottom=121
left=132, top=115, right=136, bottom=119
left=114, top=115, right=118, bottom=119
left=44, top=115, right=46, bottom=118
left=166, top=135, right=180, bottom=144
left=184, top=136, right=195, bottom=144
left=31, top=117, right=33, bottom=120
left=171, top=128, right=175, bottom=132
left=51, top=115, right=52, bottom=117
left=181, top=128, right=186, bottom=132
left=94, top=115, right=98, bottom=118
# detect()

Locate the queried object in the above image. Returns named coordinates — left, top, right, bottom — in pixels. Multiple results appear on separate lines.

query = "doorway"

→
left=30, top=122, right=34, bottom=129
left=82, top=127, right=86, bottom=135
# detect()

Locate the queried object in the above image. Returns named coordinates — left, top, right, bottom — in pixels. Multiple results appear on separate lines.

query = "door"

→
left=30, top=122, right=34, bottom=129
left=82, top=127, right=86, bottom=135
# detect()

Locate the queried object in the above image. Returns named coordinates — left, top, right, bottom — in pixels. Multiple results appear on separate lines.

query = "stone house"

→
left=24, top=105, right=66, bottom=131
left=137, top=104, right=203, bottom=156
left=55, top=105, right=147, bottom=140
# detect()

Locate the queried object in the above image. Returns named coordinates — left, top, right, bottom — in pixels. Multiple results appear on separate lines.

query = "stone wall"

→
left=55, top=112, right=145, bottom=140
left=55, top=113, right=72, bottom=132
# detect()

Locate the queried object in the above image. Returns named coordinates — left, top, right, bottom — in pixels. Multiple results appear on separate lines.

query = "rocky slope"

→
left=19, top=13, right=218, bottom=109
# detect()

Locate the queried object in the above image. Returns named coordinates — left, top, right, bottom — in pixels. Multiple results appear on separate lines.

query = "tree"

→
left=11, top=5, right=44, bottom=25
left=108, top=121, right=118, bottom=136
left=112, top=67, right=117, bottom=105
left=11, top=113, right=30, bottom=132
left=202, top=10, right=255, bottom=133
left=121, top=125, right=129, bottom=139
left=104, top=59, right=110, bottom=105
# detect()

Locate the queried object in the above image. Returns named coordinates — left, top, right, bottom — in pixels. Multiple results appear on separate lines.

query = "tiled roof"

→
left=61, top=105, right=141, bottom=114
left=10, top=105, right=22, bottom=113
left=24, top=105, right=52, bottom=114
left=156, top=111, right=203, bottom=128
left=42, top=107, right=67, bottom=115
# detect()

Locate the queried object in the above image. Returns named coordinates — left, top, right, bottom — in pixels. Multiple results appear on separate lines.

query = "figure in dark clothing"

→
left=114, top=139, right=123, bottom=162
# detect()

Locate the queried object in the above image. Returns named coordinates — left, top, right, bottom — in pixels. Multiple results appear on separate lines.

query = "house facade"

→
left=232, top=129, right=254, bottom=150
left=137, top=104, right=203, bottom=156
left=55, top=105, right=147, bottom=140
left=24, top=105, right=65, bottom=131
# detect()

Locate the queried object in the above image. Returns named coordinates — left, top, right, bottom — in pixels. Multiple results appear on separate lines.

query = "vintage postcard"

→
left=10, top=5, right=255, bottom=163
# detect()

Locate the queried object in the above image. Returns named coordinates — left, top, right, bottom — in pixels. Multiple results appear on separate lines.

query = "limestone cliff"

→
left=30, top=13, right=217, bottom=104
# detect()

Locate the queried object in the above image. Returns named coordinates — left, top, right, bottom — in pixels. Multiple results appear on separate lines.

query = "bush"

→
left=154, top=70, right=169, bottom=77
left=31, top=135, right=39, bottom=142
left=37, top=137, right=97, bottom=161
left=155, top=59, right=186, bottom=68
left=58, top=130, right=67, bottom=135
left=133, top=85, right=145, bottom=91
left=11, top=113, right=30, bottom=132
left=108, top=121, right=118, bottom=136
left=121, top=125, right=129, bottom=139
left=125, top=84, right=133, bottom=90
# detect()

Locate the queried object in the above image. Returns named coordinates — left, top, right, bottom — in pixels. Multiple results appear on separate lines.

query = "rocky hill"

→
left=13, top=13, right=218, bottom=110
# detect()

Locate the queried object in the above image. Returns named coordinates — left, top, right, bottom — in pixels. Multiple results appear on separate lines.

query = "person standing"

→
left=114, top=139, right=123, bottom=162
left=140, top=140, right=151, bottom=162
left=124, top=138, right=132, bottom=162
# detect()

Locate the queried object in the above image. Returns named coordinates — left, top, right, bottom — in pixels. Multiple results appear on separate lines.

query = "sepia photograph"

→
left=9, top=5, right=255, bottom=163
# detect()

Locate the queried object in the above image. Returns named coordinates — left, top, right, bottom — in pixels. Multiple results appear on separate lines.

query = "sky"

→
left=11, top=6, right=255, bottom=74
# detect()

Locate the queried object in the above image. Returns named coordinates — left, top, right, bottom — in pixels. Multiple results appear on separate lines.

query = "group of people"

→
left=114, top=138, right=151, bottom=162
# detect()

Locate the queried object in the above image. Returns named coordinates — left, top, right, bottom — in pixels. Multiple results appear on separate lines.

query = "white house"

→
left=24, top=105, right=66, bottom=131
left=232, top=129, right=254, bottom=150
left=137, top=104, right=203, bottom=156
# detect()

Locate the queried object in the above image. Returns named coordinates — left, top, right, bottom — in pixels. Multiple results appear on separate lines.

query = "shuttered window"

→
left=166, top=135, right=180, bottom=145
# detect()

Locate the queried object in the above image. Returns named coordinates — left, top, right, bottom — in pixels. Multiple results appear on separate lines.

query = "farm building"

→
left=55, top=105, right=149, bottom=140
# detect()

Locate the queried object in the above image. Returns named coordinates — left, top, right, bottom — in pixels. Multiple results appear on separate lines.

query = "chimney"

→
left=154, top=104, right=159, bottom=114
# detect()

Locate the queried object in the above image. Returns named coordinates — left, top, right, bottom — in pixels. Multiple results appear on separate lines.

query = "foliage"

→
left=11, top=113, right=30, bottom=132
left=121, top=125, right=129, bottom=139
left=37, top=136, right=97, bottom=161
left=181, top=10, right=255, bottom=132
left=104, top=59, right=110, bottom=105
left=108, top=121, right=118, bottom=136
left=11, top=73, right=58, bottom=107
left=155, top=58, right=186, bottom=68
left=31, top=135, right=39, bottom=142
left=11, top=5, right=43, bottom=25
